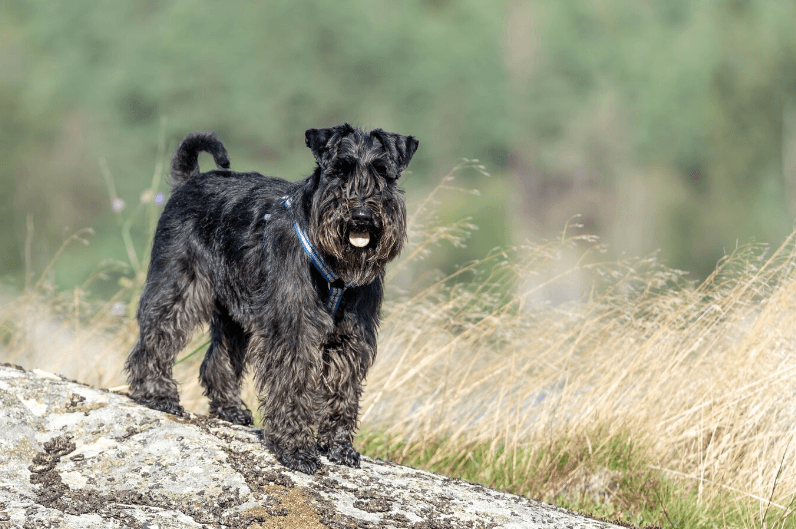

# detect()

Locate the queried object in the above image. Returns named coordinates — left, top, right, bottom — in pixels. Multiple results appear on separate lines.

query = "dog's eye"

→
left=333, top=158, right=355, bottom=177
left=371, top=161, right=390, bottom=179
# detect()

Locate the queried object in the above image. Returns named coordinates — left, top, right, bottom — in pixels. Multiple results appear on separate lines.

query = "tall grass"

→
left=1, top=152, right=795, bottom=527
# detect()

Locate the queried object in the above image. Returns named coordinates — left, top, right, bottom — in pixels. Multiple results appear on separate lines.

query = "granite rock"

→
left=0, top=364, right=623, bottom=529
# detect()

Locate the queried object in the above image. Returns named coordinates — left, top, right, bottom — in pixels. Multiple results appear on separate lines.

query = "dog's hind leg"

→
left=199, top=303, right=253, bottom=425
left=125, top=267, right=213, bottom=416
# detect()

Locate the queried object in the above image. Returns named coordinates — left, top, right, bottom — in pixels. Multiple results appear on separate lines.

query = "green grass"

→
left=357, top=428, right=747, bottom=528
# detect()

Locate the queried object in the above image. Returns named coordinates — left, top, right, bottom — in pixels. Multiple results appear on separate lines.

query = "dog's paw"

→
left=134, top=396, right=184, bottom=416
left=211, top=406, right=254, bottom=426
left=276, top=446, right=320, bottom=475
left=321, top=440, right=361, bottom=469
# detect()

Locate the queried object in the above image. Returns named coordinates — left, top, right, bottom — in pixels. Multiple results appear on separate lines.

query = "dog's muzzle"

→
left=348, top=206, right=374, bottom=248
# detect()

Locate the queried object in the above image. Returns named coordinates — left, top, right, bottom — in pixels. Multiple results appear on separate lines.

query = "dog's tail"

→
left=170, top=132, right=231, bottom=191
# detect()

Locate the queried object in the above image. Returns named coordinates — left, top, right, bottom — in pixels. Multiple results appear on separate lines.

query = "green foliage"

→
left=3, top=0, right=796, bottom=287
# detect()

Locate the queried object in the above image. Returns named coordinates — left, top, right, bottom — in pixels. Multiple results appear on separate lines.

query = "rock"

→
left=0, top=364, right=623, bottom=528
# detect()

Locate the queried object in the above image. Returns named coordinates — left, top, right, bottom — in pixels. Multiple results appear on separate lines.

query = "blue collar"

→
left=265, top=195, right=346, bottom=313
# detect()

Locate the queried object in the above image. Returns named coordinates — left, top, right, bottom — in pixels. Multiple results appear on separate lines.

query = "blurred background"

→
left=2, top=0, right=796, bottom=294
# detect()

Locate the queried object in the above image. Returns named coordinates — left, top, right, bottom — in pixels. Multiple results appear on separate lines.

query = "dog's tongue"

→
left=349, top=231, right=370, bottom=248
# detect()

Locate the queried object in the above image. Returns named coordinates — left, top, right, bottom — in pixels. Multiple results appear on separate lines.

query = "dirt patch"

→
left=247, top=487, right=325, bottom=529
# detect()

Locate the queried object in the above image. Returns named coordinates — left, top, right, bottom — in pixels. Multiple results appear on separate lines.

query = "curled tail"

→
left=170, top=132, right=231, bottom=191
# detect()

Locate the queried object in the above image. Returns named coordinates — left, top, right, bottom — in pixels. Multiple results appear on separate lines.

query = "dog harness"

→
left=263, top=196, right=347, bottom=313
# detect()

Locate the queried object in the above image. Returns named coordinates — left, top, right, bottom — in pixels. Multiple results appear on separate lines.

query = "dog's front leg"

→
left=250, top=316, right=328, bottom=475
left=316, top=305, right=378, bottom=468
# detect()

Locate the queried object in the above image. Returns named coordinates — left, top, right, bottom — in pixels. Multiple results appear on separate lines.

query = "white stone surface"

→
left=0, top=363, right=624, bottom=528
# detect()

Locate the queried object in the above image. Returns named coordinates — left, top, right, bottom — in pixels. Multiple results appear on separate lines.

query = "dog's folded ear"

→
left=370, top=129, right=419, bottom=175
left=305, top=124, right=354, bottom=167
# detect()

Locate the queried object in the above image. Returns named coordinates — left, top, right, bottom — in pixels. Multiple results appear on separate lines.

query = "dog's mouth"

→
left=346, top=221, right=378, bottom=249
left=348, top=231, right=370, bottom=248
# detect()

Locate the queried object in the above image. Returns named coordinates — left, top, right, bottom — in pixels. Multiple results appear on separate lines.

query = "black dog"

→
left=124, top=124, right=418, bottom=474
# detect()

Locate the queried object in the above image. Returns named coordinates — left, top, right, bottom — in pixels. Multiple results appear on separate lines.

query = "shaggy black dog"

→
left=124, top=124, right=418, bottom=474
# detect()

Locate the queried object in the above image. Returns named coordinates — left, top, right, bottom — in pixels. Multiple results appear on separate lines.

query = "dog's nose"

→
left=352, top=207, right=373, bottom=222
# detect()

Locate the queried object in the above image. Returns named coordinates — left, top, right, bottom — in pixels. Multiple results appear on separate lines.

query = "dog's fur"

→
left=124, top=124, right=418, bottom=474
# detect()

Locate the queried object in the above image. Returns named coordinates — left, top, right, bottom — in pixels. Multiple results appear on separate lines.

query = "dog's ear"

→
left=305, top=124, right=353, bottom=168
left=370, top=129, right=419, bottom=175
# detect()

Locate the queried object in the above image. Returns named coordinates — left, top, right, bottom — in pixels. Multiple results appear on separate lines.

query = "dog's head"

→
left=304, top=124, right=419, bottom=286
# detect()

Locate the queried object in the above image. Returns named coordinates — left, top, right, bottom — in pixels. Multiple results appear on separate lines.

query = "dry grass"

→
left=2, top=159, right=796, bottom=527
left=361, top=170, right=796, bottom=526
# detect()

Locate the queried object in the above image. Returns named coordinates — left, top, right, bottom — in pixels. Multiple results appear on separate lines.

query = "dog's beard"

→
left=311, top=198, right=406, bottom=287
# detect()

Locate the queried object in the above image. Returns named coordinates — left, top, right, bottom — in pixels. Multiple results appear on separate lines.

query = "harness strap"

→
left=263, top=195, right=346, bottom=313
